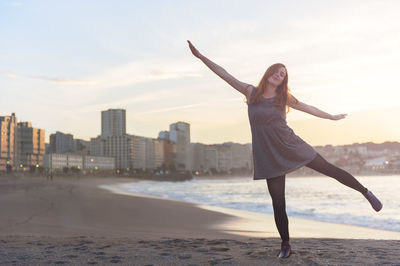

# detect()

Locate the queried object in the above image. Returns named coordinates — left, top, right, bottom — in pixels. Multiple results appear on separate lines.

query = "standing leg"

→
left=266, top=175, right=292, bottom=258
left=266, top=175, right=289, bottom=242
left=305, top=153, right=382, bottom=211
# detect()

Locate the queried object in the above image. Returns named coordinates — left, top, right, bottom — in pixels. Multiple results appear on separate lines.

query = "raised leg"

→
left=305, top=153, right=382, bottom=212
left=305, top=153, right=368, bottom=195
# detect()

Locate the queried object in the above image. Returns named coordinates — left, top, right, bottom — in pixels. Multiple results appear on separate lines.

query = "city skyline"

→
left=1, top=1, right=400, bottom=146
left=1, top=109, right=399, bottom=148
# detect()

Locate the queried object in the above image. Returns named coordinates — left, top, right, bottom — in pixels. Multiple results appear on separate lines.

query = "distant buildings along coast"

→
left=1, top=110, right=399, bottom=176
left=0, top=113, right=45, bottom=172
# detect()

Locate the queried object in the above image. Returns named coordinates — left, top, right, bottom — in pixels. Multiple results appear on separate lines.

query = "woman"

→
left=187, top=40, right=383, bottom=259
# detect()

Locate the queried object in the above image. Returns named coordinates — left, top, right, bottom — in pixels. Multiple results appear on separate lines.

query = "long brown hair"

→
left=250, top=63, right=298, bottom=113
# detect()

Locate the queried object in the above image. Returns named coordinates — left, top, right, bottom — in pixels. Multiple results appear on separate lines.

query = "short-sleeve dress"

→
left=247, top=86, right=317, bottom=180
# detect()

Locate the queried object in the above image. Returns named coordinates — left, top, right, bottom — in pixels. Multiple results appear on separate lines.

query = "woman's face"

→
left=268, top=66, right=286, bottom=86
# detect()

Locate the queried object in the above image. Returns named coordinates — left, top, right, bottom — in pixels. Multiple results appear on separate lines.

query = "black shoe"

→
left=364, top=190, right=383, bottom=212
left=278, top=241, right=291, bottom=258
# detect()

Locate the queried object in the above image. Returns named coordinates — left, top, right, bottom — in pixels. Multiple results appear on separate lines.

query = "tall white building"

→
left=90, top=133, right=166, bottom=171
left=101, top=109, right=126, bottom=137
left=131, top=135, right=146, bottom=169
left=203, top=144, right=232, bottom=172
left=224, top=142, right=252, bottom=171
left=130, top=136, right=164, bottom=170
left=191, top=143, right=206, bottom=172
left=90, top=135, right=131, bottom=169
left=169, top=121, right=190, bottom=171
left=153, top=139, right=164, bottom=169
left=90, top=109, right=129, bottom=169
left=204, top=145, right=218, bottom=172
left=145, top=137, right=155, bottom=170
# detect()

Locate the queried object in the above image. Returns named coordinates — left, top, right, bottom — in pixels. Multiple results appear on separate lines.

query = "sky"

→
left=1, top=0, right=400, bottom=146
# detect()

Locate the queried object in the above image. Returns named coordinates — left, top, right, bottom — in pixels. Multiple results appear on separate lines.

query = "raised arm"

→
left=288, top=94, right=347, bottom=120
left=187, top=40, right=252, bottom=98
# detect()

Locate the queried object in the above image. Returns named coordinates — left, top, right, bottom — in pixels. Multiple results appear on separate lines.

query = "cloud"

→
left=86, top=58, right=201, bottom=90
left=0, top=70, right=19, bottom=78
left=65, top=90, right=243, bottom=117
left=0, top=70, right=96, bottom=85
left=31, top=76, right=99, bottom=86
left=0, top=57, right=202, bottom=90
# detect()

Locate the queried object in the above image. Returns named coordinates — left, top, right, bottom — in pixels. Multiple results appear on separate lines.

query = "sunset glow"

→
left=1, top=0, right=399, bottom=145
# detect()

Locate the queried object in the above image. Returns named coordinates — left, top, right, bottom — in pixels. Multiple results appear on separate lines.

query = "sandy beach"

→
left=1, top=175, right=399, bottom=265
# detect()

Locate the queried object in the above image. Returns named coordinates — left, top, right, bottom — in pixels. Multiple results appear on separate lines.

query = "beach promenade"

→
left=0, top=176, right=399, bottom=265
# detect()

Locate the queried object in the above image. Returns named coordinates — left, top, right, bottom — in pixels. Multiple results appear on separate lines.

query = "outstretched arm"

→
left=288, top=94, right=347, bottom=120
left=187, top=40, right=252, bottom=97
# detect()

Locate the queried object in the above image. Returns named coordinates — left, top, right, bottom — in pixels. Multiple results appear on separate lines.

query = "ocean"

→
left=100, top=175, right=400, bottom=232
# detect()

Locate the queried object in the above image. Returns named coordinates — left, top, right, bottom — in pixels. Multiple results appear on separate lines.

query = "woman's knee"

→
left=307, top=153, right=325, bottom=166
left=306, top=153, right=333, bottom=172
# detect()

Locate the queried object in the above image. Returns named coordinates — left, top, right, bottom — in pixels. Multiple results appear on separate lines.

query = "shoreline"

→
left=100, top=176, right=400, bottom=236
left=99, top=180, right=400, bottom=240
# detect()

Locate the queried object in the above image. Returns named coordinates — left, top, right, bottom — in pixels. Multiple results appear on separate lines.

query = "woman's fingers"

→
left=187, top=40, right=201, bottom=58
left=188, top=41, right=195, bottom=51
left=188, top=41, right=196, bottom=53
left=332, top=114, right=347, bottom=120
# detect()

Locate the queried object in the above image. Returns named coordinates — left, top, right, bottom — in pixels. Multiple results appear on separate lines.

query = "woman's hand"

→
left=187, top=40, right=203, bottom=59
left=186, top=40, right=251, bottom=96
left=289, top=101, right=347, bottom=121
left=330, top=114, right=347, bottom=120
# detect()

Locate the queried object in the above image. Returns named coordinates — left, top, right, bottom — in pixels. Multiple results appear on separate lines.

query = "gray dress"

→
left=247, top=86, right=317, bottom=180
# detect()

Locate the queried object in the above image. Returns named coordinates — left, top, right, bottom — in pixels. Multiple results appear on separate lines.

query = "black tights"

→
left=266, top=153, right=368, bottom=242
